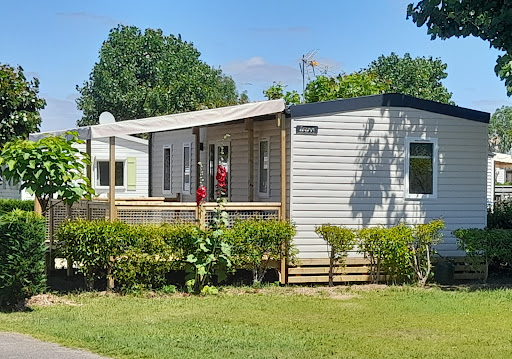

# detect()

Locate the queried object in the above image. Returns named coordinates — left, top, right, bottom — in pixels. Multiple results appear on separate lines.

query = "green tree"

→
left=0, top=133, right=94, bottom=213
left=305, top=71, right=387, bottom=103
left=263, top=82, right=300, bottom=105
left=76, top=25, right=244, bottom=126
left=0, top=64, right=46, bottom=147
left=407, top=1, right=512, bottom=95
left=368, top=53, right=453, bottom=104
left=489, top=106, right=512, bottom=153
left=267, top=53, right=453, bottom=104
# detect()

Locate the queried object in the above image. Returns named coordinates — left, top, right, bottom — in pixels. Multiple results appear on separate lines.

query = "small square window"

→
left=97, top=161, right=124, bottom=187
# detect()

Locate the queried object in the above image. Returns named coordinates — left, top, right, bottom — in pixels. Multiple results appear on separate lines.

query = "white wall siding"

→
left=487, top=155, right=495, bottom=204
left=151, top=129, right=196, bottom=201
left=0, top=180, right=21, bottom=199
left=290, top=107, right=488, bottom=258
left=77, top=137, right=149, bottom=198
left=206, top=119, right=283, bottom=202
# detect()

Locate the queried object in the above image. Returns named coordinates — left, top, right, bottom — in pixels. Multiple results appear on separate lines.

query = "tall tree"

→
left=368, top=53, right=453, bottom=104
left=76, top=25, right=243, bottom=126
left=305, top=71, right=388, bottom=103
left=0, top=64, right=46, bottom=147
left=266, top=53, right=453, bottom=104
left=489, top=106, right=512, bottom=153
left=407, top=1, right=512, bottom=95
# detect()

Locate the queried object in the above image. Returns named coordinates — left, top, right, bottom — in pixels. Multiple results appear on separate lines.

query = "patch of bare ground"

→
left=26, top=294, right=80, bottom=307
left=222, top=286, right=361, bottom=299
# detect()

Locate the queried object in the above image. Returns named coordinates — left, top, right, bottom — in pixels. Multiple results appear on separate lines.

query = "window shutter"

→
left=127, top=157, right=137, bottom=191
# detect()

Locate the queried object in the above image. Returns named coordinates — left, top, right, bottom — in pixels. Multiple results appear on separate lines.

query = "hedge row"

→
left=56, top=219, right=296, bottom=292
left=315, top=219, right=445, bottom=286
left=0, top=198, right=34, bottom=214
left=0, top=210, right=46, bottom=310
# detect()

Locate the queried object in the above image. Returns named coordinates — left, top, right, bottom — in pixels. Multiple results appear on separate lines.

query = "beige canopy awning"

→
left=29, top=99, right=286, bottom=141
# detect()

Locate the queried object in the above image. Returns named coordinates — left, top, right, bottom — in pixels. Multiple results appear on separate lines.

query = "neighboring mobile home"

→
left=148, top=94, right=489, bottom=258
left=1, top=135, right=149, bottom=200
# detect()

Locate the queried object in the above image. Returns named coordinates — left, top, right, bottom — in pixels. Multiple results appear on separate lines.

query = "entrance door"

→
left=208, top=142, right=230, bottom=201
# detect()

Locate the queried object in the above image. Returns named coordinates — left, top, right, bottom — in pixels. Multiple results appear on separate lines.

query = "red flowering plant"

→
left=196, top=185, right=206, bottom=206
left=186, top=136, right=232, bottom=294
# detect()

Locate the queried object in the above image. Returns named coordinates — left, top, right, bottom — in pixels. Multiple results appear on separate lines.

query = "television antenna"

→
left=299, top=49, right=319, bottom=101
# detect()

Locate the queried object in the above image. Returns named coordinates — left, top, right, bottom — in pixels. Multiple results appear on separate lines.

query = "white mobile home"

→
left=148, top=94, right=489, bottom=258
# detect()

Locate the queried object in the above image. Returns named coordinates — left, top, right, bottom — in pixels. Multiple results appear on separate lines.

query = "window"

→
left=183, top=143, right=191, bottom=193
left=258, top=138, right=270, bottom=195
left=405, top=138, right=438, bottom=199
left=97, top=161, right=124, bottom=187
left=163, top=145, right=172, bottom=193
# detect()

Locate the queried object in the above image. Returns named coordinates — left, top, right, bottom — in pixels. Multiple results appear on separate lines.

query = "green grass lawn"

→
left=1, top=286, right=512, bottom=359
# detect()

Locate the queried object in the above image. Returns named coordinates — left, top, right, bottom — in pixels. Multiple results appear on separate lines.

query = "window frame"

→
left=258, top=137, right=270, bottom=197
left=182, top=142, right=192, bottom=194
left=95, top=159, right=126, bottom=189
left=404, top=137, right=438, bottom=200
left=162, top=144, right=173, bottom=195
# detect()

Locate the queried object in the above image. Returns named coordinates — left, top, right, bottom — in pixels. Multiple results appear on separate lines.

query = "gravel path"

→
left=0, top=332, right=110, bottom=359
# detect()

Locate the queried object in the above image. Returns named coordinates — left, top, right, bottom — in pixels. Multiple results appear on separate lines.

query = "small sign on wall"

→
left=296, top=125, right=318, bottom=135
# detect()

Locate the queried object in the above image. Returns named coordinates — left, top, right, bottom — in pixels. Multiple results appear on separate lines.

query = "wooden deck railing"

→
left=45, top=197, right=282, bottom=234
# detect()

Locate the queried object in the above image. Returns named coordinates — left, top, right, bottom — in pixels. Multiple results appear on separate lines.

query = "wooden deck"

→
left=287, top=257, right=486, bottom=284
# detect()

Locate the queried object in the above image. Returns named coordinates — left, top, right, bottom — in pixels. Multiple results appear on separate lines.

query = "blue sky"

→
left=2, top=0, right=511, bottom=131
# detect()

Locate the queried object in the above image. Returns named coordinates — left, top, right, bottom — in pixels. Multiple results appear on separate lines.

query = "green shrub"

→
left=0, top=210, right=46, bottom=310
left=113, top=225, right=183, bottom=292
left=357, top=220, right=445, bottom=285
left=315, top=224, right=355, bottom=285
left=0, top=198, right=34, bottom=214
left=488, top=200, right=512, bottom=229
left=56, top=219, right=132, bottom=288
left=454, top=228, right=512, bottom=281
left=227, top=219, right=296, bottom=284
left=358, top=226, right=388, bottom=283
left=411, top=219, right=445, bottom=286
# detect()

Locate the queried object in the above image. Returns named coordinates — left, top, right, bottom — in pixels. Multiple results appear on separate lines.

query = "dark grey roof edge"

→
left=288, top=93, right=490, bottom=124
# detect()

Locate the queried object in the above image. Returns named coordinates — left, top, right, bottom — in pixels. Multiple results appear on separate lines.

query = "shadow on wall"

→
left=349, top=108, right=436, bottom=226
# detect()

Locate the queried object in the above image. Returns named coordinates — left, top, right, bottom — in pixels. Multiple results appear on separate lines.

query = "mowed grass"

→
left=1, top=286, right=512, bottom=359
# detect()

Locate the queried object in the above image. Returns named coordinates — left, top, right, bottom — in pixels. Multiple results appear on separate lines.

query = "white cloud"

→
left=39, top=94, right=82, bottom=132
left=223, top=57, right=301, bottom=86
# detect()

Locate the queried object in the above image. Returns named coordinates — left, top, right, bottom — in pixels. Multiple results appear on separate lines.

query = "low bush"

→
left=0, top=210, right=46, bottom=310
left=0, top=198, right=34, bottom=214
left=227, top=219, right=296, bottom=284
left=356, top=220, right=444, bottom=285
left=315, top=224, right=355, bottom=286
left=56, top=219, right=132, bottom=288
left=454, top=228, right=512, bottom=280
left=487, top=200, right=512, bottom=229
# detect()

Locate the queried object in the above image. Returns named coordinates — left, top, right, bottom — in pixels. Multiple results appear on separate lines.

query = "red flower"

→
left=216, top=165, right=227, bottom=188
left=196, top=185, right=207, bottom=206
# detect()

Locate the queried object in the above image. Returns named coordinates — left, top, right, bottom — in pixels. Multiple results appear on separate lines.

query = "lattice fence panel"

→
left=117, top=208, right=196, bottom=225
left=204, top=209, right=279, bottom=228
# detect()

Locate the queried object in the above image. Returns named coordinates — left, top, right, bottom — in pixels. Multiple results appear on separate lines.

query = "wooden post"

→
left=107, top=136, right=116, bottom=291
left=86, top=139, right=92, bottom=183
left=45, top=199, right=53, bottom=274
left=34, top=197, right=43, bottom=215
left=245, top=118, right=254, bottom=202
left=279, top=113, right=287, bottom=285
left=109, top=136, right=117, bottom=221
